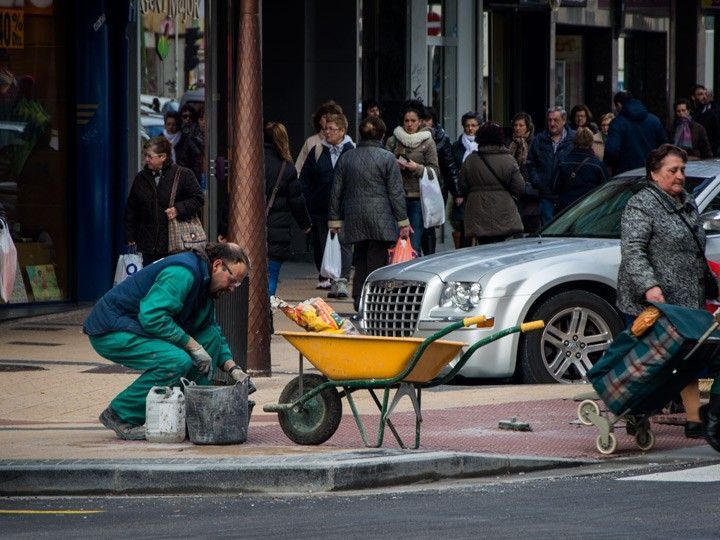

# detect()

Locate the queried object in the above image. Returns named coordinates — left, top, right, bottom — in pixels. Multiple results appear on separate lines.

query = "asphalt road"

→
left=1, top=463, right=719, bottom=539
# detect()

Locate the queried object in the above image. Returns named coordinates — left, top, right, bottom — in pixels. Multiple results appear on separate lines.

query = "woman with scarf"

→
left=385, top=100, right=439, bottom=255
left=668, top=98, right=712, bottom=160
left=508, top=112, right=538, bottom=233
left=125, top=136, right=204, bottom=265
left=450, top=111, right=481, bottom=247
left=162, top=111, right=182, bottom=162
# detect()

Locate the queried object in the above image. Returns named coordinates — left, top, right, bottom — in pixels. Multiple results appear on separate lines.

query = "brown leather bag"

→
left=167, top=167, right=207, bottom=253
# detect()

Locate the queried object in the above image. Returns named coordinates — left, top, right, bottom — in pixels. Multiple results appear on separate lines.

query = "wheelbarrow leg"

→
left=382, top=383, right=422, bottom=450
left=345, top=386, right=380, bottom=448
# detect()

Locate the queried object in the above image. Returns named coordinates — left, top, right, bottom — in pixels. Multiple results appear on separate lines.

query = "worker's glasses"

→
left=221, top=262, right=242, bottom=289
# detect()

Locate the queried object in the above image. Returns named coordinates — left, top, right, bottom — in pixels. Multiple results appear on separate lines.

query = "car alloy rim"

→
left=540, top=306, right=613, bottom=383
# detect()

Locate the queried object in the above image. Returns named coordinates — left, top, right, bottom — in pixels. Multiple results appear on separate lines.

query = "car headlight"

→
left=439, top=281, right=482, bottom=311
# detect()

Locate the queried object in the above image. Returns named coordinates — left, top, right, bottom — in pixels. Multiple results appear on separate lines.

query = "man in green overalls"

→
left=84, top=242, right=254, bottom=440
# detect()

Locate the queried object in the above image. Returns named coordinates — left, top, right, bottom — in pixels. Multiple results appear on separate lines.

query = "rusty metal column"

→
left=229, top=0, right=270, bottom=375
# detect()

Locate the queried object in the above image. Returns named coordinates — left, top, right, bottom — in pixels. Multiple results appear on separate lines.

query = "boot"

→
left=421, top=231, right=437, bottom=256
left=700, top=394, right=720, bottom=452
left=452, top=231, right=461, bottom=249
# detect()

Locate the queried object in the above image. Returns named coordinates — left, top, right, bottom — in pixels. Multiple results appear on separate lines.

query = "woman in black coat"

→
left=124, top=136, right=204, bottom=265
left=264, top=121, right=311, bottom=297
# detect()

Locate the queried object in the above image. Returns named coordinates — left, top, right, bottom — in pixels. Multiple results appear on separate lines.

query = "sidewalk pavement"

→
left=1, top=260, right=719, bottom=495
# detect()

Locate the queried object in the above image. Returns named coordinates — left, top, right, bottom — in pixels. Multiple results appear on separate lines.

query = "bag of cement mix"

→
left=272, top=296, right=358, bottom=334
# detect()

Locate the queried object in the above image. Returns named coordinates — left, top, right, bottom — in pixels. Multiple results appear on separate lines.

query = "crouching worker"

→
left=83, top=242, right=254, bottom=440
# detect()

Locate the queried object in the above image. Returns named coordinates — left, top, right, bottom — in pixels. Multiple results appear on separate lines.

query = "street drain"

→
left=6, top=341, right=61, bottom=347
left=10, top=326, right=66, bottom=332
left=0, top=364, right=46, bottom=372
left=83, top=364, right=140, bottom=374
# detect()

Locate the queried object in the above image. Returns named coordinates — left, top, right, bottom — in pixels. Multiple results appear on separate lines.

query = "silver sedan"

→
left=358, top=161, right=720, bottom=384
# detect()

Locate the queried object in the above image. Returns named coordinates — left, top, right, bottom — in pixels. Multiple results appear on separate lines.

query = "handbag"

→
left=266, top=162, right=288, bottom=217
left=113, top=245, right=143, bottom=286
left=167, top=167, right=207, bottom=253
left=419, top=167, right=446, bottom=228
left=0, top=218, right=17, bottom=303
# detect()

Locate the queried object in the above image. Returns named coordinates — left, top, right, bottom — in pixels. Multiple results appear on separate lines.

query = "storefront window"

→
left=427, top=0, right=458, bottom=132
left=0, top=2, right=67, bottom=304
left=138, top=1, right=206, bottom=186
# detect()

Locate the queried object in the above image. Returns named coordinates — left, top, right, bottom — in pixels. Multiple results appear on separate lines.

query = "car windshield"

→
left=542, top=176, right=711, bottom=238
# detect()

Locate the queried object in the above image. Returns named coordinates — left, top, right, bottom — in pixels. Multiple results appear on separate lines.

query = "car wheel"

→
left=520, top=290, right=623, bottom=384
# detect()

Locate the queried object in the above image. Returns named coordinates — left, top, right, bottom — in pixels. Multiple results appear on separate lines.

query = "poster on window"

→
left=26, top=264, right=61, bottom=301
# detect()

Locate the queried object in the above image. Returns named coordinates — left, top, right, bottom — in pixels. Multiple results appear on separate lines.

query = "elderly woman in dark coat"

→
left=617, top=144, right=720, bottom=444
left=328, top=116, right=410, bottom=311
left=125, top=136, right=204, bottom=265
left=460, top=122, right=525, bottom=244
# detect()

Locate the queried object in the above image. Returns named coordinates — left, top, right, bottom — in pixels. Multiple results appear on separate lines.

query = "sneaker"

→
left=99, top=407, right=146, bottom=441
left=316, top=278, right=332, bottom=290
left=327, top=281, right=339, bottom=298
left=334, top=278, right=349, bottom=298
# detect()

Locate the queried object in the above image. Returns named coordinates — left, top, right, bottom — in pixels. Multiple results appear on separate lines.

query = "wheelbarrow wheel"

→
left=278, top=374, right=342, bottom=445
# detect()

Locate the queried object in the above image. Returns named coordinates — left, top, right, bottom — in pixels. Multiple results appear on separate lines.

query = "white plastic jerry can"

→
left=145, top=386, right=186, bottom=443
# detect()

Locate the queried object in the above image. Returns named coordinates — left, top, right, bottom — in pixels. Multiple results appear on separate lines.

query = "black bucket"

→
left=181, top=378, right=250, bottom=444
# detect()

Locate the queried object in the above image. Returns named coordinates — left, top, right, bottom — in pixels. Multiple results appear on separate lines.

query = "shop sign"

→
left=0, top=8, right=23, bottom=49
left=140, top=0, right=200, bottom=22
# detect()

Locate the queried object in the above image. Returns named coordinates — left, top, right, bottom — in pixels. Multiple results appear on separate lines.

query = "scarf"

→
left=163, top=129, right=181, bottom=161
left=673, top=118, right=693, bottom=150
left=461, top=134, right=477, bottom=162
left=392, top=126, right=432, bottom=149
left=321, top=135, right=354, bottom=167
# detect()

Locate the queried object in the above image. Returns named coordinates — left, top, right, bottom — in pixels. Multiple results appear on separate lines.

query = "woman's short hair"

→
left=164, top=111, right=181, bottom=125
left=461, top=111, right=481, bottom=128
left=475, top=122, right=505, bottom=147
left=511, top=111, right=534, bottom=136
left=600, top=112, right=615, bottom=125
left=674, top=98, right=692, bottom=111
left=145, top=136, right=173, bottom=161
left=179, top=104, right=198, bottom=123
left=264, top=121, right=292, bottom=163
left=359, top=116, right=386, bottom=141
left=312, top=100, right=343, bottom=132
left=574, top=127, right=594, bottom=150
left=569, top=104, right=594, bottom=125
left=361, top=98, right=380, bottom=117
left=324, top=113, right=348, bottom=131
left=645, top=144, right=688, bottom=179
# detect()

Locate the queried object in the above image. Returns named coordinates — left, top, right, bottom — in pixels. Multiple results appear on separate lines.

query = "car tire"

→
left=520, top=290, right=623, bottom=384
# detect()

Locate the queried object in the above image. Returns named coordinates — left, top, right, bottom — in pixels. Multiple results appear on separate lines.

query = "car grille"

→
left=362, top=280, right=426, bottom=337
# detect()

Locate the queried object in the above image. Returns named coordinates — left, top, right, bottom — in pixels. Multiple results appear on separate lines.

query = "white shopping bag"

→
left=0, top=218, right=17, bottom=303
left=319, top=231, right=342, bottom=280
left=114, top=252, right=143, bottom=286
left=419, top=167, right=446, bottom=228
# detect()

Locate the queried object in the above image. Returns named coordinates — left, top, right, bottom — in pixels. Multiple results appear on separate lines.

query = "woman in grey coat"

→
left=329, top=116, right=410, bottom=310
left=617, top=144, right=718, bottom=440
left=460, top=122, right=525, bottom=244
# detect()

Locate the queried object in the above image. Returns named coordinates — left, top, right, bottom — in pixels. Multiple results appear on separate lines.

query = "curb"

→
left=0, top=451, right=593, bottom=495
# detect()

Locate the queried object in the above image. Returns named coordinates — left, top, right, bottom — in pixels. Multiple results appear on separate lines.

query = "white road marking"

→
left=618, top=464, right=720, bottom=483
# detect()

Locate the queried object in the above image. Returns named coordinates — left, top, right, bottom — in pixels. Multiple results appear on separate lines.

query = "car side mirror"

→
left=702, top=210, right=720, bottom=232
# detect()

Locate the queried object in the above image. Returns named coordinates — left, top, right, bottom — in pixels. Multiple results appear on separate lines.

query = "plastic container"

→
left=145, top=386, right=186, bottom=443
left=182, top=378, right=249, bottom=445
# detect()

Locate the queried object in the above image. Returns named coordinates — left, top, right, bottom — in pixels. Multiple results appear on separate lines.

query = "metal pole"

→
left=229, top=0, right=270, bottom=376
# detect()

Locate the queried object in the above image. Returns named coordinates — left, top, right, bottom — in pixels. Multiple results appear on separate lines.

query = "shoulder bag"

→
left=266, top=162, right=288, bottom=217
left=479, top=154, right=517, bottom=201
left=167, top=167, right=207, bottom=253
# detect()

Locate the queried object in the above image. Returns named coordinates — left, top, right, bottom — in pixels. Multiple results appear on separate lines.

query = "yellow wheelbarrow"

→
left=264, top=316, right=545, bottom=448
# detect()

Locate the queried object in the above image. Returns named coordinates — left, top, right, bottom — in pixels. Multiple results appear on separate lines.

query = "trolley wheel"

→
left=577, top=399, right=600, bottom=426
left=635, top=429, right=656, bottom=451
left=596, top=433, right=618, bottom=455
left=277, top=374, right=342, bottom=445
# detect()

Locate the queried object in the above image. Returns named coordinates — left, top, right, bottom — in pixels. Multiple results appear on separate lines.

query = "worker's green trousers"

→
left=89, top=328, right=224, bottom=426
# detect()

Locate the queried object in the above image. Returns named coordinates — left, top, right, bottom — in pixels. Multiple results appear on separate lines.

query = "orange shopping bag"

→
left=387, top=236, right=417, bottom=265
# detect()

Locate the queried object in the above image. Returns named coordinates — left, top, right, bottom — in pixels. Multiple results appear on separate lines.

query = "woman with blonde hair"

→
left=264, top=121, right=311, bottom=297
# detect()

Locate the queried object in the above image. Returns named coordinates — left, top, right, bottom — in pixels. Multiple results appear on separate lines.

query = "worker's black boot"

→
left=700, top=394, right=720, bottom=452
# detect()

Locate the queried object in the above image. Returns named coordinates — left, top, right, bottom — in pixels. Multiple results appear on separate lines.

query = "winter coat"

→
left=603, top=99, right=667, bottom=174
left=299, top=138, right=354, bottom=219
left=617, top=182, right=706, bottom=316
left=385, top=126, right=439, bottom=198
left=264, top=143, right=311, bottom=261
left=667, top=119, right=712, bottom=160
left=431, top=125, right=460, bottom=199
left=554, top=148, right=609, bottom=211
left=175, top=123, right=204, bottom=181
left=460, top=145, right=524, bottom=238
left=124, top=163, right=204, bottom=257
left=328, top=140, right=409, bottom=244
left=692, top=103, right=720, bottom=157
left=526, top=128, right=575, bottom=199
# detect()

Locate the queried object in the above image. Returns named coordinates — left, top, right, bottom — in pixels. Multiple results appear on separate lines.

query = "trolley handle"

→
left=520, top=320, right=545, bottom=332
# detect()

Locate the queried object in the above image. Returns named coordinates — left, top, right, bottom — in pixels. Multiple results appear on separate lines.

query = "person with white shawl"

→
left=162, top=111, right=182, bottom=163
left=450, top=111, right=481, bottom=247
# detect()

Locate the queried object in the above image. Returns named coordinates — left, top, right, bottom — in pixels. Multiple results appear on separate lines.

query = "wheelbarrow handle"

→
left=463, top=315, right=495, bottom=328
left=520, top=320, right=545, bottom=332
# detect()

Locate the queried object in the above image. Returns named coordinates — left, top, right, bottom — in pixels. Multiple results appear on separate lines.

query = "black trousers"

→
left=352, top=240, right=394, bottom=310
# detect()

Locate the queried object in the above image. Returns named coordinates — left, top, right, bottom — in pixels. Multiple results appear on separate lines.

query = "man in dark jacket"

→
left=299, top=112, right=355, bottom=297
left=554, top=127, right=609, bottom=211
left=691, top=84, right=720, bottom=157
left=328, top=116, right=409, bottom=311
left=83, top=242, right=253, bottom=440
left=603, top=91, right=667, bottom=174
left=421, top=107, right=461, bottom=255
left=527, top=106, right=575, bottom=225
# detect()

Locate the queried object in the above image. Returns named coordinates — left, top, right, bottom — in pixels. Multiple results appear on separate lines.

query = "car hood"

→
left=369, top=237, right=619, bottom=282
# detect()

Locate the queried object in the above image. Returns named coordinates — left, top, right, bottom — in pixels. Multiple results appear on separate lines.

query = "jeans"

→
left=405, top=198, right=424, bottom=255
left=538, top=198, right=555, bottom=226
left=267, top=257, right=282, bottom=296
